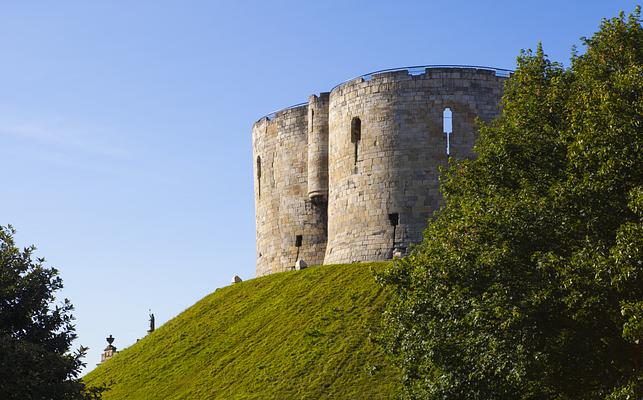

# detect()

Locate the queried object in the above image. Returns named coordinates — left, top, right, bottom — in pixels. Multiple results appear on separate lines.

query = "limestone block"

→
left=295, top=259, right=308, bottom=270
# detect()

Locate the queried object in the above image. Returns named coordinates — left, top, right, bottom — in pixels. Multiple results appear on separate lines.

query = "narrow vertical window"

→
left=256, top=156, right=262, bottom=197
left=310, top=109, right=314, bottom=133
left=351, top=117, right=361, bottom=165
left=443, top=108, right=452, bottom=156
left=293, top=234, right=303, bottom=268
left=388, top=213, right=399, bottom=256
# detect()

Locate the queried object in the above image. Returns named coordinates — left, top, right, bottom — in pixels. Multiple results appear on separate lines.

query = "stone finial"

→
left=295, top=259, right=307, bottom=270
left=100, top=335, right=118, bottom=364
left=231, top=275, right=242, bottom=284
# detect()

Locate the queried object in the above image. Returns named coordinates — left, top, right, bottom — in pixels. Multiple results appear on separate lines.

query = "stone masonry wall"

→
left=253, top=67, right=507, bottom=276
left=307, top=93, right=330, bottom=201
left=324, top=68, right=506, bottom=263
left=253, top=105, right=327, bottom=276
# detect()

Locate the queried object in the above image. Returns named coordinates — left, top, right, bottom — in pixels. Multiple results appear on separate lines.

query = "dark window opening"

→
left=310, top=110, right=314, bottom=133
left=443, top=108, right=452, bottom=156
left=256, top=156, right=262, bottom=197
left=351, top=117, right=361, bottom=166
left=388, top=213, right=399, bottom=226
left=293, top=235, right=303, bottom=270
left=351, top=117, right=361, bottom=142
left=389, top=213, right=399, bottom=257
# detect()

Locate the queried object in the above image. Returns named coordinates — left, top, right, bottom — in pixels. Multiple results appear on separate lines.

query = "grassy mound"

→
left=84, top=263, right=400, bottom=399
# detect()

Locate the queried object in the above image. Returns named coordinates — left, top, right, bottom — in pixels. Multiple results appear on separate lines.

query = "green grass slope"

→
left=84, top=263, right=400, bottom=399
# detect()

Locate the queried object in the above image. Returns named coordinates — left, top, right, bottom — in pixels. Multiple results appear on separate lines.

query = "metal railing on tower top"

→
left=256, top=65, right=513, bottom=123
left=332, top=64, right=513, bottom=91
left=259, top=102, right=308, bottom=122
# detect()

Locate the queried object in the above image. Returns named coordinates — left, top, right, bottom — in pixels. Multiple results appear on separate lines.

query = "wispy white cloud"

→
left=0, top=110, right=131, bottom=160
left=0, top=107, right=184, bottom=185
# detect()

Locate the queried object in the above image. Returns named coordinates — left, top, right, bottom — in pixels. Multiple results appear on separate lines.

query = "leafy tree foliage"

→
left=0, top=225, right=105, bottom=399
left=379, top=8, right=642, bottom=399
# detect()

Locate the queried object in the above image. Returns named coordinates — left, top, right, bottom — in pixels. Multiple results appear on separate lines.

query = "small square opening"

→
left=388, top=213, right=399, bottom=226
left=295, top=235, right=303, bottom=247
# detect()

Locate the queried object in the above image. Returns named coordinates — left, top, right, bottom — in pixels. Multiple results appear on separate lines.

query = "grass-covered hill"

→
left=84, top=263, right=400, bottom=399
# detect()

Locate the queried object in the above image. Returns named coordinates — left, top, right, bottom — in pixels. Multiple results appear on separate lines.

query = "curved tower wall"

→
left=324, top=68, right=506, bottom=264
left=253, top=105, right=327, bottom=276
left=307, top=93, right=330, bottom=201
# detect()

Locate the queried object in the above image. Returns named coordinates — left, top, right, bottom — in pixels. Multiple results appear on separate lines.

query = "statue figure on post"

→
left=148, top=310, right=155, bottom=333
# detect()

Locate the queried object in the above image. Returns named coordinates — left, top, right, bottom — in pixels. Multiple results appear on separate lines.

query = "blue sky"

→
left=1, top=0, right=638, bottom=373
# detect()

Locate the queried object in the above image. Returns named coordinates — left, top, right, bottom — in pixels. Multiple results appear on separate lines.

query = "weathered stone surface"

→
left=253, top=105, right=328, bottom=277
left=231, top=275, right=243, bottom=284
left=253, top=67, right=507, bottom=276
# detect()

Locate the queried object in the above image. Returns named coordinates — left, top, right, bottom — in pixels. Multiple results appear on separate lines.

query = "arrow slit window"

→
left=351, top=117, right=361, bottom=165
left=443, top=108, right=452, bottom=156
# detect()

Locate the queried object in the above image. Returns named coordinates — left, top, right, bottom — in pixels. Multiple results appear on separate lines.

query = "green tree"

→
left=0, top=225, right=105, bottom=399
left=379, top=8, right=642, bottom=400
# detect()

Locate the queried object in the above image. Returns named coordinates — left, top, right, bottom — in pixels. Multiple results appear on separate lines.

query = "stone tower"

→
left=253, top=66, right=509, bottom=276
